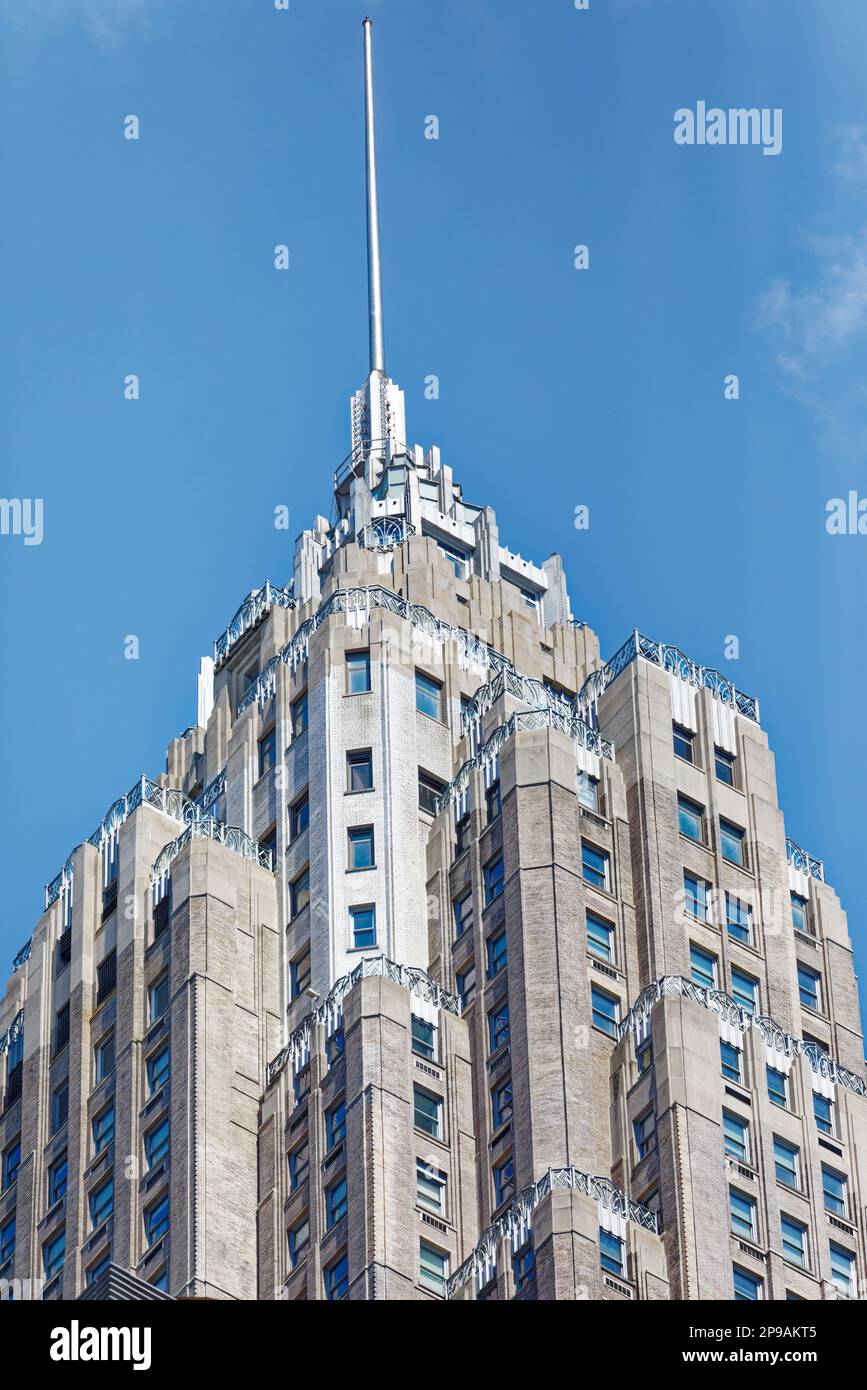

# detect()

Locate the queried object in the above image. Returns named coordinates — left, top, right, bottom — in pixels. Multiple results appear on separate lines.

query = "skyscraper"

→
left=1, top=19, right=864, bottom=1304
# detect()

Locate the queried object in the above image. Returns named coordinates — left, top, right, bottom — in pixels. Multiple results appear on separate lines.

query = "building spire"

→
left=363, top=18, right=386, bottom=376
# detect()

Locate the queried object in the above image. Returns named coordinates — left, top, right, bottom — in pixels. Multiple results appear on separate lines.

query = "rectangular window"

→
left=290, top=793, right=309, bottom=840
left=288, top=1141, right=308, bottom=1192
left=781, top=1215, right=807, bottom=1269
left=677, top=795, right=705, bottom=843
left=93, top=1105, right=115, bottom=1156
left=453, top=892, right=473, bottom=939
left=54, top=1003, right=70, bottom=1055
left=723, top=1110, right=748, bottom=1162
left=484, top=856, right=505, bottom=904
left=290, top=949, right=311, bottom=1002
left=673, top=723, right=695, bottom=763
left=419, top=1241, right=448, bottom=1296
left=797, top=963, right=822, bottom=1013
left=731, top=968, right=757, bottom=1014
left=513, top=1242, right=535, bottom=1292
left=258, top=726, right=277, bottom=778
left=773, top=1137, right=800, bottom=1190
left=2, top=1140, right=21, bottom=1192
left=86, top=1253, right=112, bottom=1287
left=94, top=1031, right=115, bottom=1083
left=290, top=866, right=310, bottom=918
left=690, top=945, right=717, bottom=991
left=0, top=1215, right=14, bottom=1268
left=411, top=1015, right=436, bottom=1062
left=455, top=813, right=471, bottom=856
left=720, top=819, right=746, bottom=866
left=493, top=1155, right=515, bottom=1207
left=488, top=1001, right=510, bottom=1052
left=813, top=1092, right=834, bottom=1136
left=149, top=974, right=170, bottom=1024
left=577, top=771, right=599, bottom=811
left=347, top=825, right=374, bottom=870
left=492, top=1078, right=513, bottom=1130
left=487, top=931, right=508, bottom=979
left=715, top=748, right=736, bottom=785
left=830, top=1243, right=856, bottom=1297
left=96, top=950, right=117, bottom=1005
left=637, top=1037, right=654, bottom=1075
left=683, top=870, right=711, bottom=922
left=591, top=986, right=619, bottom=1038
left=790, top=892, right=810, bottom=935
left=326, top=1101, right=346, bottom=1150
left=346, top=650, right=371, bottom=694
left=326, top=1177, right=347, bottom=1228
left=438, top=541, right=468, bottom=579
left=586, top=911, right=615, bottom=963
left=720, top=1041, right=742, bottom=1084
left=288, top=1217, right=309, bottom=1269
left=456, top=963, right=476, bottom=1006
left=52, top=1082, right=69, bottom=1134
left=485, top=779, right=502, bottom=824
left=347, top=749, right=373, bottom=792
left=733, top=1265, right=762, bottom=1300
left=147, top=1045, right=170, bottom=1096
left=633, top=1108, right=656, bottom=1160
left=145, top=1117, right=170, bottom=1170
left=350, top=904, right=376, bottom=949
left=413, top=1087, right=442, bottom=1139
left=89, top=1176, right=114, bottom=1230
left=145, top=1194, right=169, bottom=1247
left=291, top=691, right=308, bottom=738
left=418, top=769, right=445, bottom=816
left=729, top=1188, right=757, bottom=1242
left=599, top=1229, right=624, bottom=1277
left=324, top=1253, right=349, bottom=1301
left=821, top=1165, right=847, bottom=1217
left=416, top=1159, right=447, bottom=1215
left=581, top=841, right=611, bottom=892
left=48, top=1154, right=68, bottom=1206
left=43, top=1232, right=65, bottom=1281
left=415, top=670, right=443, bottom=721
left=767, top=1067, right=788, bottom=1108
left=725, top=893, right=752, bottom=945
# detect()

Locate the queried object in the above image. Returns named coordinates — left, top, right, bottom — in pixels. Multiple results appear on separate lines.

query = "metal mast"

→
left=363, top=17, right=386, bottom=376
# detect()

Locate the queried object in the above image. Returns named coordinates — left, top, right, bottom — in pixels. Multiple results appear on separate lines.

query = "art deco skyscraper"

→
left=1, top=20, right=865, bottom=1304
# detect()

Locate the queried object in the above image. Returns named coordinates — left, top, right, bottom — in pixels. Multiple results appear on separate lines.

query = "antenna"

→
left=363, top=18, right=386, bottom=376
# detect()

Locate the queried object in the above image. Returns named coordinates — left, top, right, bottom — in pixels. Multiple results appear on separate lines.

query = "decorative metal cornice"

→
left=266, top=954, right=461, bottom=1088
left=214, top=581, right=296, bottom=670
left=619, top=976, right=866, bottom=1098
left=151, top=816, right=273, bottom=884
left=357, top=518, right=415, bottom=553
left=44, top=776, right=196, bottom=910
left=446, top=1166, right=658, bottom=1299
left=786, top=836, right=824, bottom=883
left=460, top=667, right=572, bottom=737
left=195, top=767, right=227, bottom=818
left=12, top=940, right=33, bottom=974
left=0, top=1010, right=23, bottom=1056
left=577, top=629, right=759, bottom=724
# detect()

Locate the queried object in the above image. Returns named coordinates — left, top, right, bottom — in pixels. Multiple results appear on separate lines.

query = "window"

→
left=2, top=1140, right=20, bottom=1192
left=326, top=1022, right=344, bottom=1067
left=781, top=1215, right=807, bottom=1269
left=326, top=1176, right=347, bottom=1228
left=52, top=1081, right=69, bottom=1134
left=492, top=1078, right=513, bottom=1130
left=419, top=1241, right=448, bottom=1296
left=5, top=1033, right=22, bottom=1106
left=773, top=1137, right=800, bottom=1190
left=415, top=671, right=443, bottom=721
left=149, top=974, right=170, bottom=1024
left=723, top=1110, right=748, bottom=1162
left=96, top=950, right=117, bottom=1004
left=821, top=1166, right=847, bottom=1217
left=291, top=692, right=308, bottom=738
left=288, top=1141, right=308, bottom=1192
left=258, top=727, right=277, bottom=778
left=288, top=1217, right=309, bottom=1269
left=733, top=1265, right=762, bottom=1300
left=54, top=1003, right=70, bottom=1056
left=813, top=1092, right=834, bottom=1136
left=92, top=1105, right=115, bottom=1156
left=637, top=1038, right=654, bottom=1075
left=86, top=1252, right=112, bottom=1287
left=455, top=813, right=471, bottom=856
left=591, top=986, right=619, bottom=1038
left=290, top=867, right=310, bottom=918
left=290, top=793, right=309, bottom=840
left=485, top=779, right=502, bottom=824
left=416, top=1159, right=446, bottom=1216
left=790, top=892, right=810, bottom=935
left=829, top=1243, right=856, bottom=1297
left=55, top=925, right=72, bottom=974
left=411, top=1015, right=436, bottom=1062
left=634, top=1108, right=656, bottom=1160
left=599, top=1229, right=624, bottom=1277
left=673, top=723, right=695, bottom=763
left=324, top=1253, right=349, bottom=1301
left=520, top=586, right=539, bottom=613
left=720, top=819, right=746, bottom=866
left=326, top=1100, right=346, bottom=1150
left=677, top=795, right=705, bottom=843
left=484, top=856, right=505, bottom=904
left=94, top=1031, right=115, bottom=1083
left=488, top=1001, right=510, bottom=1052
left=453, top=892, right=473, bottom=939
left=715, top=748, right=736, bottom=785
left=347, top=749, right=373, bottom=792
left=48, top=1154, right=68, bottom=1206
left=147, top=1045, right=170, bottom=1096
left=418, top=769, right=445, bottom=816
left=89, top=1177, right=113, bottom=1230
left=513, top=1242, right=535, bottom=1293
left=414, top=1087, right=442, bottom=1140
left=577, top=771, right=599, bottom=811
left=493, top=1155, right=515, bottom=1207
left=726, top=894, right=752, bottom=945
left=350, top=904, right=376, bottom=950
left=437, top=541, right=469, bottom=579
left=767, top=1067, right=788, bottom=1109
left=347, top=825, right=374, bottom=870
left=731, top=968, right=757, bottom=1014
left=145, top=1117, right=170, bottom=1170
left=290, top=947, right=311, bottom=998
left=797, top=963, right=822, bottom=1013
left=582, top=842, right=610, bottom=892
left=690, top=945, right=717, bottom=991
left=145, top=1194, right=169, bottom=1247
left=0, top=1216, right=14, bottom=1268
left=683, top=870, right=711, bottom=922
left=730, top=1188, right=757, bottom=1242
left=456, top=963, right=476, bottom=1006
left=43, top=1232, right=65, bottom=1281
left=346, top=650, right=371, bottom=694
left=720, top=1041, right=742, bottom=1084
left=487, top=931, right=507, bottom=979
left=586, top=912, right=614, bottom=963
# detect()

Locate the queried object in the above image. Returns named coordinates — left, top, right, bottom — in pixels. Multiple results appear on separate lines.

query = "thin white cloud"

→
left=0, top=0, right=156, bottom=45
left=835, top=126, right=867, bottom=183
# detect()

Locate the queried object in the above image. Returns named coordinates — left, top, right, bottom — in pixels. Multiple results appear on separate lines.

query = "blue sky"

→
left=1, top=0, right=866, bottom=1027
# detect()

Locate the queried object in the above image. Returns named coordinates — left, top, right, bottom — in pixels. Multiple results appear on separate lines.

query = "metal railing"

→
left=357, top=519, right=415, bottom=553
left=786, top=836, right=824, bottom=883
left=577, top=629, right=759, bottom=725
left=151, top=816, right=273, bottom=885
left=213, top=581, right=296, bottom=670
left=0, top=1010, right=23, bottom=1057
left=12, top=940, right=32, bottom=974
